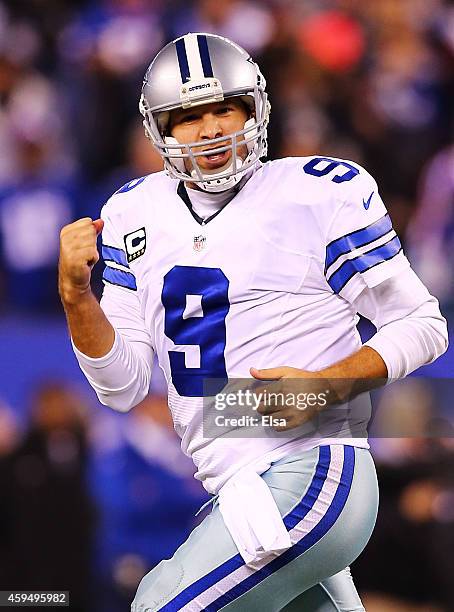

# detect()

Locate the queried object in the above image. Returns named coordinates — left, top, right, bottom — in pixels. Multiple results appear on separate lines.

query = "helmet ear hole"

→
left=239, top=95, right=255, bottom=118
left=155, top=111, right=170, bottom=136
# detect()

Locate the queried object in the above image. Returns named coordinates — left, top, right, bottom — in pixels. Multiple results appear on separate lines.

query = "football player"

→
left=59, top=34, right=448, bottom=611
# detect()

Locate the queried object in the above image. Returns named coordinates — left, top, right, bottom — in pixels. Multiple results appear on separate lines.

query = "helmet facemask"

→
left=140, top=90, right=269, bottom=193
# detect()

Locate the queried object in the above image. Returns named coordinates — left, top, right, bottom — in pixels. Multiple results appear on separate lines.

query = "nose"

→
left=199, top=112, right=222, bottom=140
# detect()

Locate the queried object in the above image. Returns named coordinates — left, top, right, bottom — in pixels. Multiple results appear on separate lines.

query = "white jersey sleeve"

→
left=323, top=163, right=410, bottom=304
left=356, top=269, right=448, bottom=378
left=72, top=194, right=154, bottom=411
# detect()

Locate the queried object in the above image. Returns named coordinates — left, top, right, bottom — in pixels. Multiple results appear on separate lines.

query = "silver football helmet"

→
left=139, top=33, right=270, bottom=192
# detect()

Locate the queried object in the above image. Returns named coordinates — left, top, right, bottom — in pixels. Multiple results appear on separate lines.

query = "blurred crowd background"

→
left=0, top=0, right=454, bottom=610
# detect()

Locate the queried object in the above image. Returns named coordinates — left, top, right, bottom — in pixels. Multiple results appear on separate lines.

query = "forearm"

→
left=59, top=216, right=153, bottom=412
left=317, top=345, right=387, bottom=403
left=320, top=345, right=387, bottom=378
left=252, top=346, right=387, bottom=430
left=60, top=288, right=115, bottom=357
left=318, top=276, right=449, bottom=401
left=58, top=216, right=114, bottom=358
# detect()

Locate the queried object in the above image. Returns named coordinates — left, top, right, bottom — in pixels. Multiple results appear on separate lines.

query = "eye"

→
left=181, top=113, right=200, bottom=123
left=216, top=106, right=233, bottom=115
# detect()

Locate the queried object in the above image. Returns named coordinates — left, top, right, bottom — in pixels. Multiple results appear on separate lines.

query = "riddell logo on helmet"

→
left=188, top=83, right=211, bottom=92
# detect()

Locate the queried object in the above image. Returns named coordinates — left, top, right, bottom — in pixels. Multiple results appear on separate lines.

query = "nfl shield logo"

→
left=193, top=235, right=206, bottom=252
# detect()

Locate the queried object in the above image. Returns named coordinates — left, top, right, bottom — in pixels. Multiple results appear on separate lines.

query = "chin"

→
left=203, top=161, right=231, bottom=173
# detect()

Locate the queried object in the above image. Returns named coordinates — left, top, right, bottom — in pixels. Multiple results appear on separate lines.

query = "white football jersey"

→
left=99, top=156, right=409, bottom=493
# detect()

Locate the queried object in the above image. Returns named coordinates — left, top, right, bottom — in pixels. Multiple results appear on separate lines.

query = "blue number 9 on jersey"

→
left=162, top=266, right=230, bottom=397
left=303, top=157, right=359, bottom=183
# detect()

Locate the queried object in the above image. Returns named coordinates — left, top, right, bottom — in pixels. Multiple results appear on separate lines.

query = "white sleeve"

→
left=72, top=206, right=154, bottom=412
left=354, top=268, right=448, bottom=379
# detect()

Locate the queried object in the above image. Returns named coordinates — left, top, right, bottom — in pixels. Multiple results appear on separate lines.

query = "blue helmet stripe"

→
left=197, top=34, right=214, bottom=78
left=176, top=38, right=190, bottom=82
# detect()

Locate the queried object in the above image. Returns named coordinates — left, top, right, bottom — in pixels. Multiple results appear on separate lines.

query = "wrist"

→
left=312, top=367, right=356, bottom=404
left=59, top=282, right=93, bottom=307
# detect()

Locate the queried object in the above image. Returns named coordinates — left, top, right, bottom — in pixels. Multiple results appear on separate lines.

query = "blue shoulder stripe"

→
left=103, top=267, right=137, bottom=291
left=325, top=213, right=393, bottom=271
left=115, top=176, right=146, bottom=194
left=327, top=235, right=401, bottom=293
left=102, top=244, right=129, bottom=268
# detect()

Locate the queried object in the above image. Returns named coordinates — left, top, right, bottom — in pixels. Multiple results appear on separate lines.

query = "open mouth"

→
left=200, top=149, right=230, bottom=166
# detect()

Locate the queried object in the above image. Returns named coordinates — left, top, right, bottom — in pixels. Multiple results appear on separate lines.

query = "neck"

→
left=185, top=181, right=201, bottom=191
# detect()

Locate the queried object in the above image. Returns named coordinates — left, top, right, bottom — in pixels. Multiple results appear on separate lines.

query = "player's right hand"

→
left=59, top=217, right=104, bottom=302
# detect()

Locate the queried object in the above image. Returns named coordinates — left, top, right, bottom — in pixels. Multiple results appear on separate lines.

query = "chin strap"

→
left=192, top=156, right=245, bottom=193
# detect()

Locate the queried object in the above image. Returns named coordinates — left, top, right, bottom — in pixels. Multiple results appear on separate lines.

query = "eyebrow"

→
left=170, top=102, right=241, bottom=129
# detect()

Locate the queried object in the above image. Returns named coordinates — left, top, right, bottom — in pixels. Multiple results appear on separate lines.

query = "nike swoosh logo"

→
left=363, top=191, right=374, bottom=210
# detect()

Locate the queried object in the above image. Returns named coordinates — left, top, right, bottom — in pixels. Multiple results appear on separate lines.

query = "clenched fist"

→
left=59, top=217, right=104, bottom=304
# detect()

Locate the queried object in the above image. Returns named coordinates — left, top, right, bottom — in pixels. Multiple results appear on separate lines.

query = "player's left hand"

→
left=250, top=366, right=329, bottom=431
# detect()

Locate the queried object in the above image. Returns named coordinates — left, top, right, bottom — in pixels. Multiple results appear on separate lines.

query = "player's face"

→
left=169, top=99, right=249, bottom=172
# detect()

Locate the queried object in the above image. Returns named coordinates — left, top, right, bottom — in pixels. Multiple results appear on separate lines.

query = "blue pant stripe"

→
left=284, top=446, right=331, bottom=531
left=160, top=446, right=334, bottom=611
left=205, top=446, right=355, bottom=611
left=159, top=556, right=244, bottom=612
